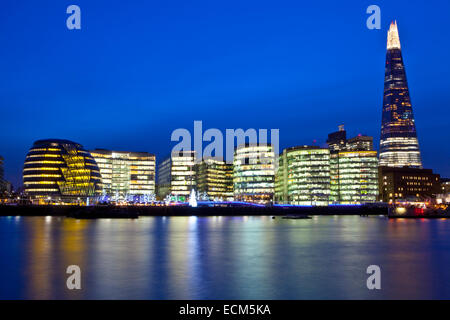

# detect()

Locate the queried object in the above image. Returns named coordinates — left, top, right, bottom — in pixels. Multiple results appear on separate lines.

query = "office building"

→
left=23, top=139, right=102, bottom=202
left=379, top=21, right=422, bottom=168
left=338, top=151, right=379, bottom=204
left=379, top=166, right=441, bottom=203
left=233, top=144, right=275, bottom=203
left=327, top=126, right=376, bottom=203
left=347, top=135, right=373, bottom=152
left=90, top=149, right=155, bottom=199
left=275, top=146, right=330, bottom=205
left=195, top=158, right=233, bottom=200
left=157, top=151, right=196, bottom=200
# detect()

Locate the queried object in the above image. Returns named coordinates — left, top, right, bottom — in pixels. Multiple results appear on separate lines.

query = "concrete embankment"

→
left=0, top=204, right=387, bottom=217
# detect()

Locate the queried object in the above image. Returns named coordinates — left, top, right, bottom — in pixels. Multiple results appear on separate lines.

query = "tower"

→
left=379, top=21, right=422, bottom=168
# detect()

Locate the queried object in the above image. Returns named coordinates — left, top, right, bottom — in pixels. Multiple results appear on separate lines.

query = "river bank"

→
left=0, top=204, right=387, bottom=217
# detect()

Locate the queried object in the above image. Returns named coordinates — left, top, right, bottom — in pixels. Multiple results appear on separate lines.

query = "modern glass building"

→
left=327, top=127, right=375, bottom=203
left=89, top=149, right=155, bottom=199
left=195, top=158, right=233, bottom=200
left=379, top=21, right=422, bottom=168
left=23, top=139, right=102, bottom=202
left=233, top=144, right=275, bottom=203
left=338, top=151, right=379, bottom=204
left=275, top=146, right=330, bottom=206
left=157, top=151, right=196, bottom=200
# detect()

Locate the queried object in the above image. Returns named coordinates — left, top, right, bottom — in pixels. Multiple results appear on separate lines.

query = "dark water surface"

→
left=0, top=215, right=449, bottom=299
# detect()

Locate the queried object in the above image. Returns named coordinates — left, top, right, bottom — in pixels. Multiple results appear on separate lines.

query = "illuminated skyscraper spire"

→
left=379, top=21, right=422, bottom=168
left=387, top=21, right=401, bottom=50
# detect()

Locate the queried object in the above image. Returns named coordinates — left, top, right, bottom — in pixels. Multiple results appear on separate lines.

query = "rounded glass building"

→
left=23, top=139, right=102, bottom=202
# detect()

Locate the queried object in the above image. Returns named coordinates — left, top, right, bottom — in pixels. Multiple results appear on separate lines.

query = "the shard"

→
left=379, top=21, right=422, bottom=168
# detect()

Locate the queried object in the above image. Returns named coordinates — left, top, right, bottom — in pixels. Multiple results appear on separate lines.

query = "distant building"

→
left=347, top=135, right=373, bottom=152
left=338, top=151, right=379, bottom=204
left=157, top=151, right=196, bottom=200
left=275, top=146, right=330, bottom=206
left=379, top=167, right=441, bottom=203
left=233, top=144, right=275, bottom=203
left=23, top=139, right=102, bottom=203
left=441, top=178, right=450, bottom=194
left=195, top=158, right=233, bottom=200
left=379, top=21, right=422, bottom=168
left=326, top=125, right=346, bottom=153
left=90, top=149, right=156, bottom=199
left=327, top=126, right=376, bottom=203
left=0, top=155, right=5, bottom=192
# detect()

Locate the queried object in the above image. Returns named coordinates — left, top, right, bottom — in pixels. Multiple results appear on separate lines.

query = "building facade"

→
left=195, top=158, right=233, bottom=200
left=275, top=146, right=330, bottom=206
left=90, top=149, right=155, bottom=199
left=338, top=151, right=379, bottom=204
left=0, top=155, right=4, bottom=192
left=379, top=21, right=422, bottom=168
left=23, top=139, right=102, bottom=202
left=157, top=151, right=196, bottom=200
left=233, top=144, right=275, bottom=203
left=379, top=167, right=440, bottom=203
left=327, top=126, right=376, bottom=203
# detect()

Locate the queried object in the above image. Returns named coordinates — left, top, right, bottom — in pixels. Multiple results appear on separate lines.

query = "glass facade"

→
left=338, top=151, right=379, bottom=204
left=379, top=21, right=422, bottom=168
left=90, top=149, right=155, bottom=199
left=23, top=139, right=102, bottom=201
left=157, top=151, right=196, bottom=200
left=327, top=127, right=375, bottom=203
left=195, top=158, right=233, bottom=200
left=233, top=144, right=275, bottom=203
left=275, top=146, right=330, bottom=206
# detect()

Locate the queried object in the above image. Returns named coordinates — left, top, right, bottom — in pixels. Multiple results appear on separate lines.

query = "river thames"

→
left=1, top=215, right=449, bottom=299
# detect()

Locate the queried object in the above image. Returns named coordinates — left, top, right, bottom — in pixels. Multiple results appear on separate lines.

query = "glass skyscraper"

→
left=379, top=21, right=422, bottom=168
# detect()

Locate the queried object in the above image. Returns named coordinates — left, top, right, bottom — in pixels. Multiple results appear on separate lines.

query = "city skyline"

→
left=1, top=1, right=450, bottom=188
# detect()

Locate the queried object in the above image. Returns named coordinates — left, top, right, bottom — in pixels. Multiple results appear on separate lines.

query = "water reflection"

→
left=0, top=216, right=449, bottom=299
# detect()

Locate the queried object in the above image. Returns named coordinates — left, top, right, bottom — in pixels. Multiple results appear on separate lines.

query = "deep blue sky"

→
left=1, top=0, right=449, bottom=187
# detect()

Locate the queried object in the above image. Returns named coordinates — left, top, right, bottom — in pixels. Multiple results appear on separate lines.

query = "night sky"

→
left=1, top=0, right=449, bottom=188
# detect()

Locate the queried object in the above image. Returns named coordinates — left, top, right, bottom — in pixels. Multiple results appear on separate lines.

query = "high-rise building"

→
left=23, top=139, right=102, bottom=203
left=379, top=166, right=440, bottom=203
left=195, top=158, right=233, bottom=200
left=157, top=151, right=196, bottom=200
left=327, top=127, right=377, bottom=203
left=275, top=146, right=330, bottom=206
left=379, top=21, right=422, bottom=168
left=338, top=151, right=379, bottom=204
left=90, top=149, right=156, bottom=199
left=233, top=144, right=275, bottom=203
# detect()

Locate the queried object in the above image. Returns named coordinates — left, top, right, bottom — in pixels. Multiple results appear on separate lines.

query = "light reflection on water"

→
left=0, top=216, right=449, bottom=299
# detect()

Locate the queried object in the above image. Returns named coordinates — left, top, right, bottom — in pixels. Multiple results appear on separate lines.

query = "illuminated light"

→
left=387, top=21, right=401, bottom=50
